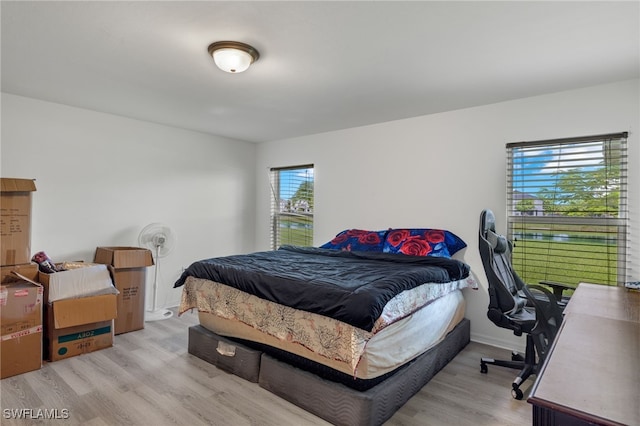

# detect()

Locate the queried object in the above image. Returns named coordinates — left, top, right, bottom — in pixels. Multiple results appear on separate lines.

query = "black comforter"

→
left=174, top=245, right=470, bottom=331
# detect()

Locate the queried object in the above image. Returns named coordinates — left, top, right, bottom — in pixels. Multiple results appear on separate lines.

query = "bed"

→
left=175, top=229, right=475, bottom=425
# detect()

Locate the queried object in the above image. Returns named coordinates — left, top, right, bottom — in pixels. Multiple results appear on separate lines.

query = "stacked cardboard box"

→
left=94, top=247, right=154, bottom=334
left=0, top=178, right=41, bottom=378
left=0, top=277, right=43, bottom=379
left=39, top=264, right=118, bottom=361
left=1, top=179, right=121, bottom=366
left=1, top=178, right=37, bottom=266
left=1, top=263, right=39, bottom=284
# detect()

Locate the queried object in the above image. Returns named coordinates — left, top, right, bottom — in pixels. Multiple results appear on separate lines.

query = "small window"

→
left=270, top=165, right=314, bottom=250
left=506, top=133, right=629, bottom=287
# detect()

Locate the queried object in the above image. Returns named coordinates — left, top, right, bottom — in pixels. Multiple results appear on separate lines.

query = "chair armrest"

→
left=539, top=280, right=576, bottom=300
left=524, top=284, right=564, bottom=358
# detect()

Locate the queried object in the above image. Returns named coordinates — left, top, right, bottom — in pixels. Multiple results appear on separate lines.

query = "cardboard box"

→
left=39, top=263, right=118, bottom=303
left=45, top=319, right=114, bottom=362
left=94, top=247, right=154, bottom=270
left=44, top=294, right=117, bottom=361
left=1, top=178, right=37, bottom=266
left=48, top=293, right=117, bottom=328
left=94, top=247, right=153, bottom=335
left=0, top=279, right=43, bottom=378
left=1, top=263, right=39, bottom=284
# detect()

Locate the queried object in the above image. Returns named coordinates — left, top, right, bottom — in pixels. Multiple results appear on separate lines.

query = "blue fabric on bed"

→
left=319, top=229, right=388, bottom=252
left=383, top=229, right=467, bottom=258
left=320, top=228, right=467, bottom=258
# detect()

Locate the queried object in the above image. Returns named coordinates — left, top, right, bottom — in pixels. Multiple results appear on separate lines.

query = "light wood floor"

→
left=1, top=310, right=533, bottom=425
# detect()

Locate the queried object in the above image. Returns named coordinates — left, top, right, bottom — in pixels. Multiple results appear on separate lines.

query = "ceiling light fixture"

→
left=208, top=41, right=260, bottom=74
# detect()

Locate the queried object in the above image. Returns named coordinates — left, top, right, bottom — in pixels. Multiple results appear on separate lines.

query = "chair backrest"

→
left=478, top=209, right=527, bottom=316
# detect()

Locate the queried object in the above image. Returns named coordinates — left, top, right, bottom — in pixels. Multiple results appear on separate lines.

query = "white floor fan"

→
left=138, top=223, right=176, bottom=322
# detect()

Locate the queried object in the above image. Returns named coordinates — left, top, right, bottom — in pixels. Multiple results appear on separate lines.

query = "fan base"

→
left=145, top=309, right=174, bottom=322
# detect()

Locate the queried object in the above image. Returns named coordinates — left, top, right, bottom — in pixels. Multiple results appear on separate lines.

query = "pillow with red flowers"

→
left=320, top=229, right=387, bottom=252
left=382, top=228, right=466, bottom=258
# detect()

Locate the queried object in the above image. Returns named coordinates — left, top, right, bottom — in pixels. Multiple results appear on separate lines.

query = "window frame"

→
left=506, top=132, right=629, bottom=287
left=269, top=164, right=314, bottom=250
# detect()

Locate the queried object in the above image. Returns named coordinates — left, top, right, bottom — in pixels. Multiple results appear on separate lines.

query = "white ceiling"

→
left=2, top=1, right=638, bottom=143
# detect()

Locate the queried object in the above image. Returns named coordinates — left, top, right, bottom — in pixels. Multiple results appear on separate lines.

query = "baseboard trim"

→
left=470, top=332, right=526, bottom=353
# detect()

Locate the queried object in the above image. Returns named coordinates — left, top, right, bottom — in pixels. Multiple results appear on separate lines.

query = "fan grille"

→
left=138, top=223, right=175, bottom=258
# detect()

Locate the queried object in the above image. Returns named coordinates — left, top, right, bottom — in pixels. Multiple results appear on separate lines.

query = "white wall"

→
left=2, top=80, right=638, bottom=348
left=1, top=93, right=257, bottom=310
left=256, top=79, right=640, bottom=350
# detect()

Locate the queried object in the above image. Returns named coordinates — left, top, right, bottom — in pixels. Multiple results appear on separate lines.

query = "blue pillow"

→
left=320, top=229, right=387, bottom=252
left=383, top=228, right=466, bottom=258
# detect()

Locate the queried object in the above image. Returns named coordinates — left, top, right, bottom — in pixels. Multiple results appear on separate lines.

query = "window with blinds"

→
left=270, top=165, right=314, bottom=250
left=506, top=132, right=628, bottom=287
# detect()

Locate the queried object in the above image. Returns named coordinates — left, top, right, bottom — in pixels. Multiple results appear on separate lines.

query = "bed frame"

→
left=188, top=318, right=470, bottom=426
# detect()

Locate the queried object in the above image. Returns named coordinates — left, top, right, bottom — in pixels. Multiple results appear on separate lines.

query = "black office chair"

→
left=478, top=209, right=564, bottom=400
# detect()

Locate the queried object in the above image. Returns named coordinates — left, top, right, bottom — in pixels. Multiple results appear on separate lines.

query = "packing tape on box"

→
left=1, top=325, right=43, bottom=342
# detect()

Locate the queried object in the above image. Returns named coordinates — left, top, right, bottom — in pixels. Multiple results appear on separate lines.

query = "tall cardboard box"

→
left=0, top=279, right=43, bottom=378
left=1, top=178, right=37, bottom=266
left=94, top=247, right=153, bottom=334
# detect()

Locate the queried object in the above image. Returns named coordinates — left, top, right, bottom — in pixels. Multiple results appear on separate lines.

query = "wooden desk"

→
left=528, top=283, right=640, bottom=426
left=563, top=283, right=640, bottom=323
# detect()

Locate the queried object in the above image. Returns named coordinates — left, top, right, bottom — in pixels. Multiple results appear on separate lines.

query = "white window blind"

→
left=506, top=132, right=628, bottom=287
left=270, top=165, right=314, bottom=250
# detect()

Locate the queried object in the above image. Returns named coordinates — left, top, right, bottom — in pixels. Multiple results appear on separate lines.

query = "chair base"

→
left=480, top=335, right=537, bottom=400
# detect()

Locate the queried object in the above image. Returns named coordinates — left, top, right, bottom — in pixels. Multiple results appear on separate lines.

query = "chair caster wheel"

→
left=480, top=363, right=488, bottom=374
left=511, top=387, right=523, bottom=400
